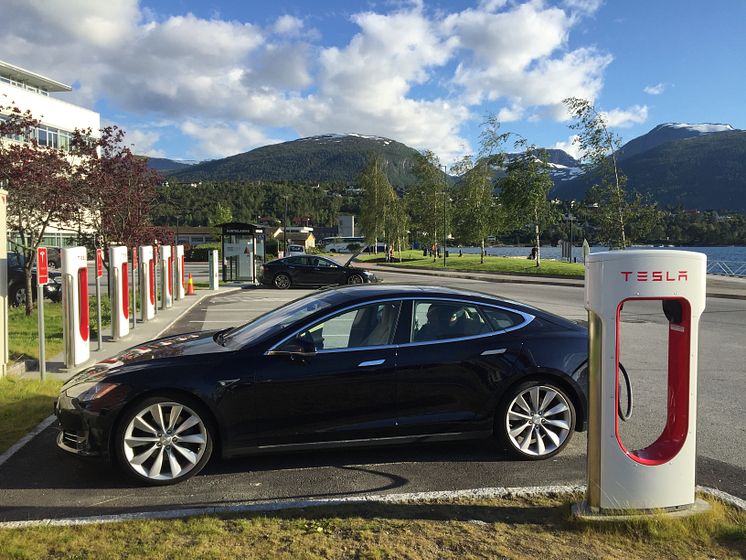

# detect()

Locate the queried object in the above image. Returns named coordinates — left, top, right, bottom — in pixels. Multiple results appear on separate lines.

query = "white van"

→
left=287, top=244, right=306, bottom=255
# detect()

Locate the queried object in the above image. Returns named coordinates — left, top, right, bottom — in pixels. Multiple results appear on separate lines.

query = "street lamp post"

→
left=443, top=165, right=448, bottom=267
left=283, top=195, right=289, bottom=256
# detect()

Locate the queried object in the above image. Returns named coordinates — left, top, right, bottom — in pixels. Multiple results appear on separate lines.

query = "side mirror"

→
left=269, top=335, right=317, bottom=357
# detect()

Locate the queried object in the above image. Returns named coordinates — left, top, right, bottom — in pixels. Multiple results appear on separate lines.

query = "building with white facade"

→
left=1, top=60, right=100, bottom=247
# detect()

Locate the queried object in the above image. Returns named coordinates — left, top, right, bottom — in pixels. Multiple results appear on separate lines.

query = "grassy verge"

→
left=356, top=249, right=585, bottom=277
left=0, top=496, right=743, bottom=559
left=0, top=376, right=62, bottom=453
left=8, top=297, right=111, bottom=362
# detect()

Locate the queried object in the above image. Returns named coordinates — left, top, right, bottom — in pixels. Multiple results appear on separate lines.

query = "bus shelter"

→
left=219, top=222, right=265, bottom=282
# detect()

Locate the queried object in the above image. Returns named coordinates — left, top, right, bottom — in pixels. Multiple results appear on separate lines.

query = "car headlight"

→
left=66, top=382, right=129, bottom=411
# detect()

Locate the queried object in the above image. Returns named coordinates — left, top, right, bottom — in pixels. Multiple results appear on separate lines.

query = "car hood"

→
left=344, top=247, right=366, bottom=267
left=62, top=330, right=230, bottom=388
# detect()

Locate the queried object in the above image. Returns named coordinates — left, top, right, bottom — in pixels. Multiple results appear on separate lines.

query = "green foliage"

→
left=359, top=157, right=394, bottom=245
left=0, top=377, right=62, bottom=453
left=564, top=97, right=629, bottom=248
left=405, top=151, right=449, bottom=250
left=451, top=156, right=500, bottom=262
left=153, top=181, right=351, bottom=229
left=208, top=203, right=233, bottom=226
left=499, top=141, right=556, bottom=265
left=169, top=135, right=422, bottom=188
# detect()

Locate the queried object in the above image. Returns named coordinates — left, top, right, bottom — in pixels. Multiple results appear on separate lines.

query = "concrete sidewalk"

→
left=13, top=285, right=243, bottom=382
left=359, top=262, right=746, bottom=299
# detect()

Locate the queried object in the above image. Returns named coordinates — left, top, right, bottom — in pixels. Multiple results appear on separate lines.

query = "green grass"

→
left=8, top=297, right=111, bottom=362
left=0, top=496, right=743, bottom=559
left=356, top=249, right=585, bottom=277
left=0, top=376, right=62, bottom=453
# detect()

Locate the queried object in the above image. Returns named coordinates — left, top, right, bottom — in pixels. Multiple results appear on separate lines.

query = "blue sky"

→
left=2, top=0, right=745, bottom=164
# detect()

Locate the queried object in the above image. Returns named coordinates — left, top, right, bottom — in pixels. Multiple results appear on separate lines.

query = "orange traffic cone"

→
left=186, top=273, right=196, bottom=295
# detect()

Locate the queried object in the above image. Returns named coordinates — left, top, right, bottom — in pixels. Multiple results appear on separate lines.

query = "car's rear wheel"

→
left=114, top=396, right=213, bottom=486
left=347, top=273, right=364, bottom=285
left=497, top=381, right=575, bottom=460
left=273, top=273, right=291, bottom=289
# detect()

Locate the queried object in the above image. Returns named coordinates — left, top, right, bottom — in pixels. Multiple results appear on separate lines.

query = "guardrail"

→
left=707, top=261, right=746, bottom=278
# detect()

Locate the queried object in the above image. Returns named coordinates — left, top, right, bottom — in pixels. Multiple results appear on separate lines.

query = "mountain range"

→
left=146, top=123, right=746, bottom=211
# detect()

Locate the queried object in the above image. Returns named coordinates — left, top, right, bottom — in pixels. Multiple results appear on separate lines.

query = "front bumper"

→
left=54, top=391, right=118, bottom=458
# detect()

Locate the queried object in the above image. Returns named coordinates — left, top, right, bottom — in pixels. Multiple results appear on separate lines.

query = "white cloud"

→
left=180, top=121, right=283, bottom=159
left=445, top=3, right=612, bottom=119
left=644, top=82, right=665, bottom=95
left=127, top=129, right=165, bottom=158
left=272, top=15, right=304, bottom=36
left=553, top=135, right=583, bottom=160
left=601, top=104, right=649, bottom=127
left=562, top=0, right=604, bottom=16
left=0, top=1, right=620, bottom=164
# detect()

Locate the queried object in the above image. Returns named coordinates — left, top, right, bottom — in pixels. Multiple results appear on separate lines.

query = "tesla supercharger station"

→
left=109, top=246, right=130, bottom=340
left=160, top=244, right=173, bottom=309
left=61, top=247, right=90, bottom=368
left=174, top=245, right=185, bottom=300
left=209, top=249, right=219, bottom=290
left=579, top=249, right=706, bottom=515
left=139, top=245, right=155, bottom=321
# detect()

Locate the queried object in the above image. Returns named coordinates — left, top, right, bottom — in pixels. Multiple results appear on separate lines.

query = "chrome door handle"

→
left=481, top=348, right=507, bottom=356
left=358, top=359, right=385, bottom=367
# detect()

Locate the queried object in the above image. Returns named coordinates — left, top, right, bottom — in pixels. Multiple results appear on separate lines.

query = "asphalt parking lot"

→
left=2, top=269, right=745, bottom=522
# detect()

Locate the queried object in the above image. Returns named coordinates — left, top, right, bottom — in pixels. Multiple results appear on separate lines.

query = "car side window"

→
left=286, top=256, right=308, bottom=266
left=411, top=301, right=491, bottom=343
left=313, top=257, right=337, bottom=268
left=480, top=307, right=526, bottom=331
left=288, top=301, right=401, bottom=351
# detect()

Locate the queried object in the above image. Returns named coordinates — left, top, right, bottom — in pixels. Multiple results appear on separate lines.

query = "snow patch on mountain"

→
left=661, top=123, right=734, bottom=134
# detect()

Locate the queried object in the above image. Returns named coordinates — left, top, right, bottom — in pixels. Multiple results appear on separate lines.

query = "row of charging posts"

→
left=55, top=244, right=200, bottom=369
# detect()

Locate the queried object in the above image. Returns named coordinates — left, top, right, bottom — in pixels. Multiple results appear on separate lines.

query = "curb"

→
left=0, top=484, right=742, bottom=528
left=364, top=264, right=746, bottom=300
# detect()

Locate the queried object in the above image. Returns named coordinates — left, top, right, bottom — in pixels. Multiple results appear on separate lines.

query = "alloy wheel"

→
left=504, top=385, right=573, bottom=457
left=122, top=401, right=208, bottom=481
left=274, top=274, right=291, bottom=289
left=347, top=274, right=364, bottom=284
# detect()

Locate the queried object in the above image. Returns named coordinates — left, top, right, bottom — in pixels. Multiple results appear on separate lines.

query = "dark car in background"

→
left=8, top=252, right=62, bottom=306
left=259, top=254, right=377, bottom=289
left=54, top=284, right=588, bottom=486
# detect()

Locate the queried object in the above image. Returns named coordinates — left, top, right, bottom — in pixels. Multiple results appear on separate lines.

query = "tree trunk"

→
left=24, top=259, right=34, bottom=316
left=480, top=238, right=485, bottom=264
left=534, top=219, right=541, bottom=268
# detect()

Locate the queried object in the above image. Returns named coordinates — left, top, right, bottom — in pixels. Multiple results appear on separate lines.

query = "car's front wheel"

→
left=497, top=381, right=575, bottom=460
left=273, top=273, right=291, bottom=289
left=114, top=396, right=214, bottom=485
left=346, top=273, right=364, bottom=285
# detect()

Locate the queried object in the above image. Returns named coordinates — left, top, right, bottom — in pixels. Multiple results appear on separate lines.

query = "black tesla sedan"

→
left=55, top=285, right=588, bottom=486
left=259, top=254, right=377, bottom=289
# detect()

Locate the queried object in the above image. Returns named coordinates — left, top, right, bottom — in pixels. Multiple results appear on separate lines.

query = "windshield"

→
left=222, top=291, right=336, bottom=348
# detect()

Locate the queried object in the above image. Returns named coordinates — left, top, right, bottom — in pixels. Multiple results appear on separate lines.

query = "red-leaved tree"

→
left=73, top=126, right=170, bottom=262
left=0, top=104, right=78, bottom=315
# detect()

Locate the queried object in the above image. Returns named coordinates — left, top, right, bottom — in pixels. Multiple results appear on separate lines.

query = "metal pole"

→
left=443, top=191, right=447, bottom=268
left=569, top=214, right=574, bottom=263
left=284, top=196, right=288, bottom=256
left=131, top=248, right=136, bottom=330
left=95, top=272, right=102, bottom=351
left=37, top=284, right=45, bottom=380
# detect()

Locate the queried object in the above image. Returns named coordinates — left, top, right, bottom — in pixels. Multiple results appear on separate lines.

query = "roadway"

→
left=1, top=267, right=744, bottom=522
